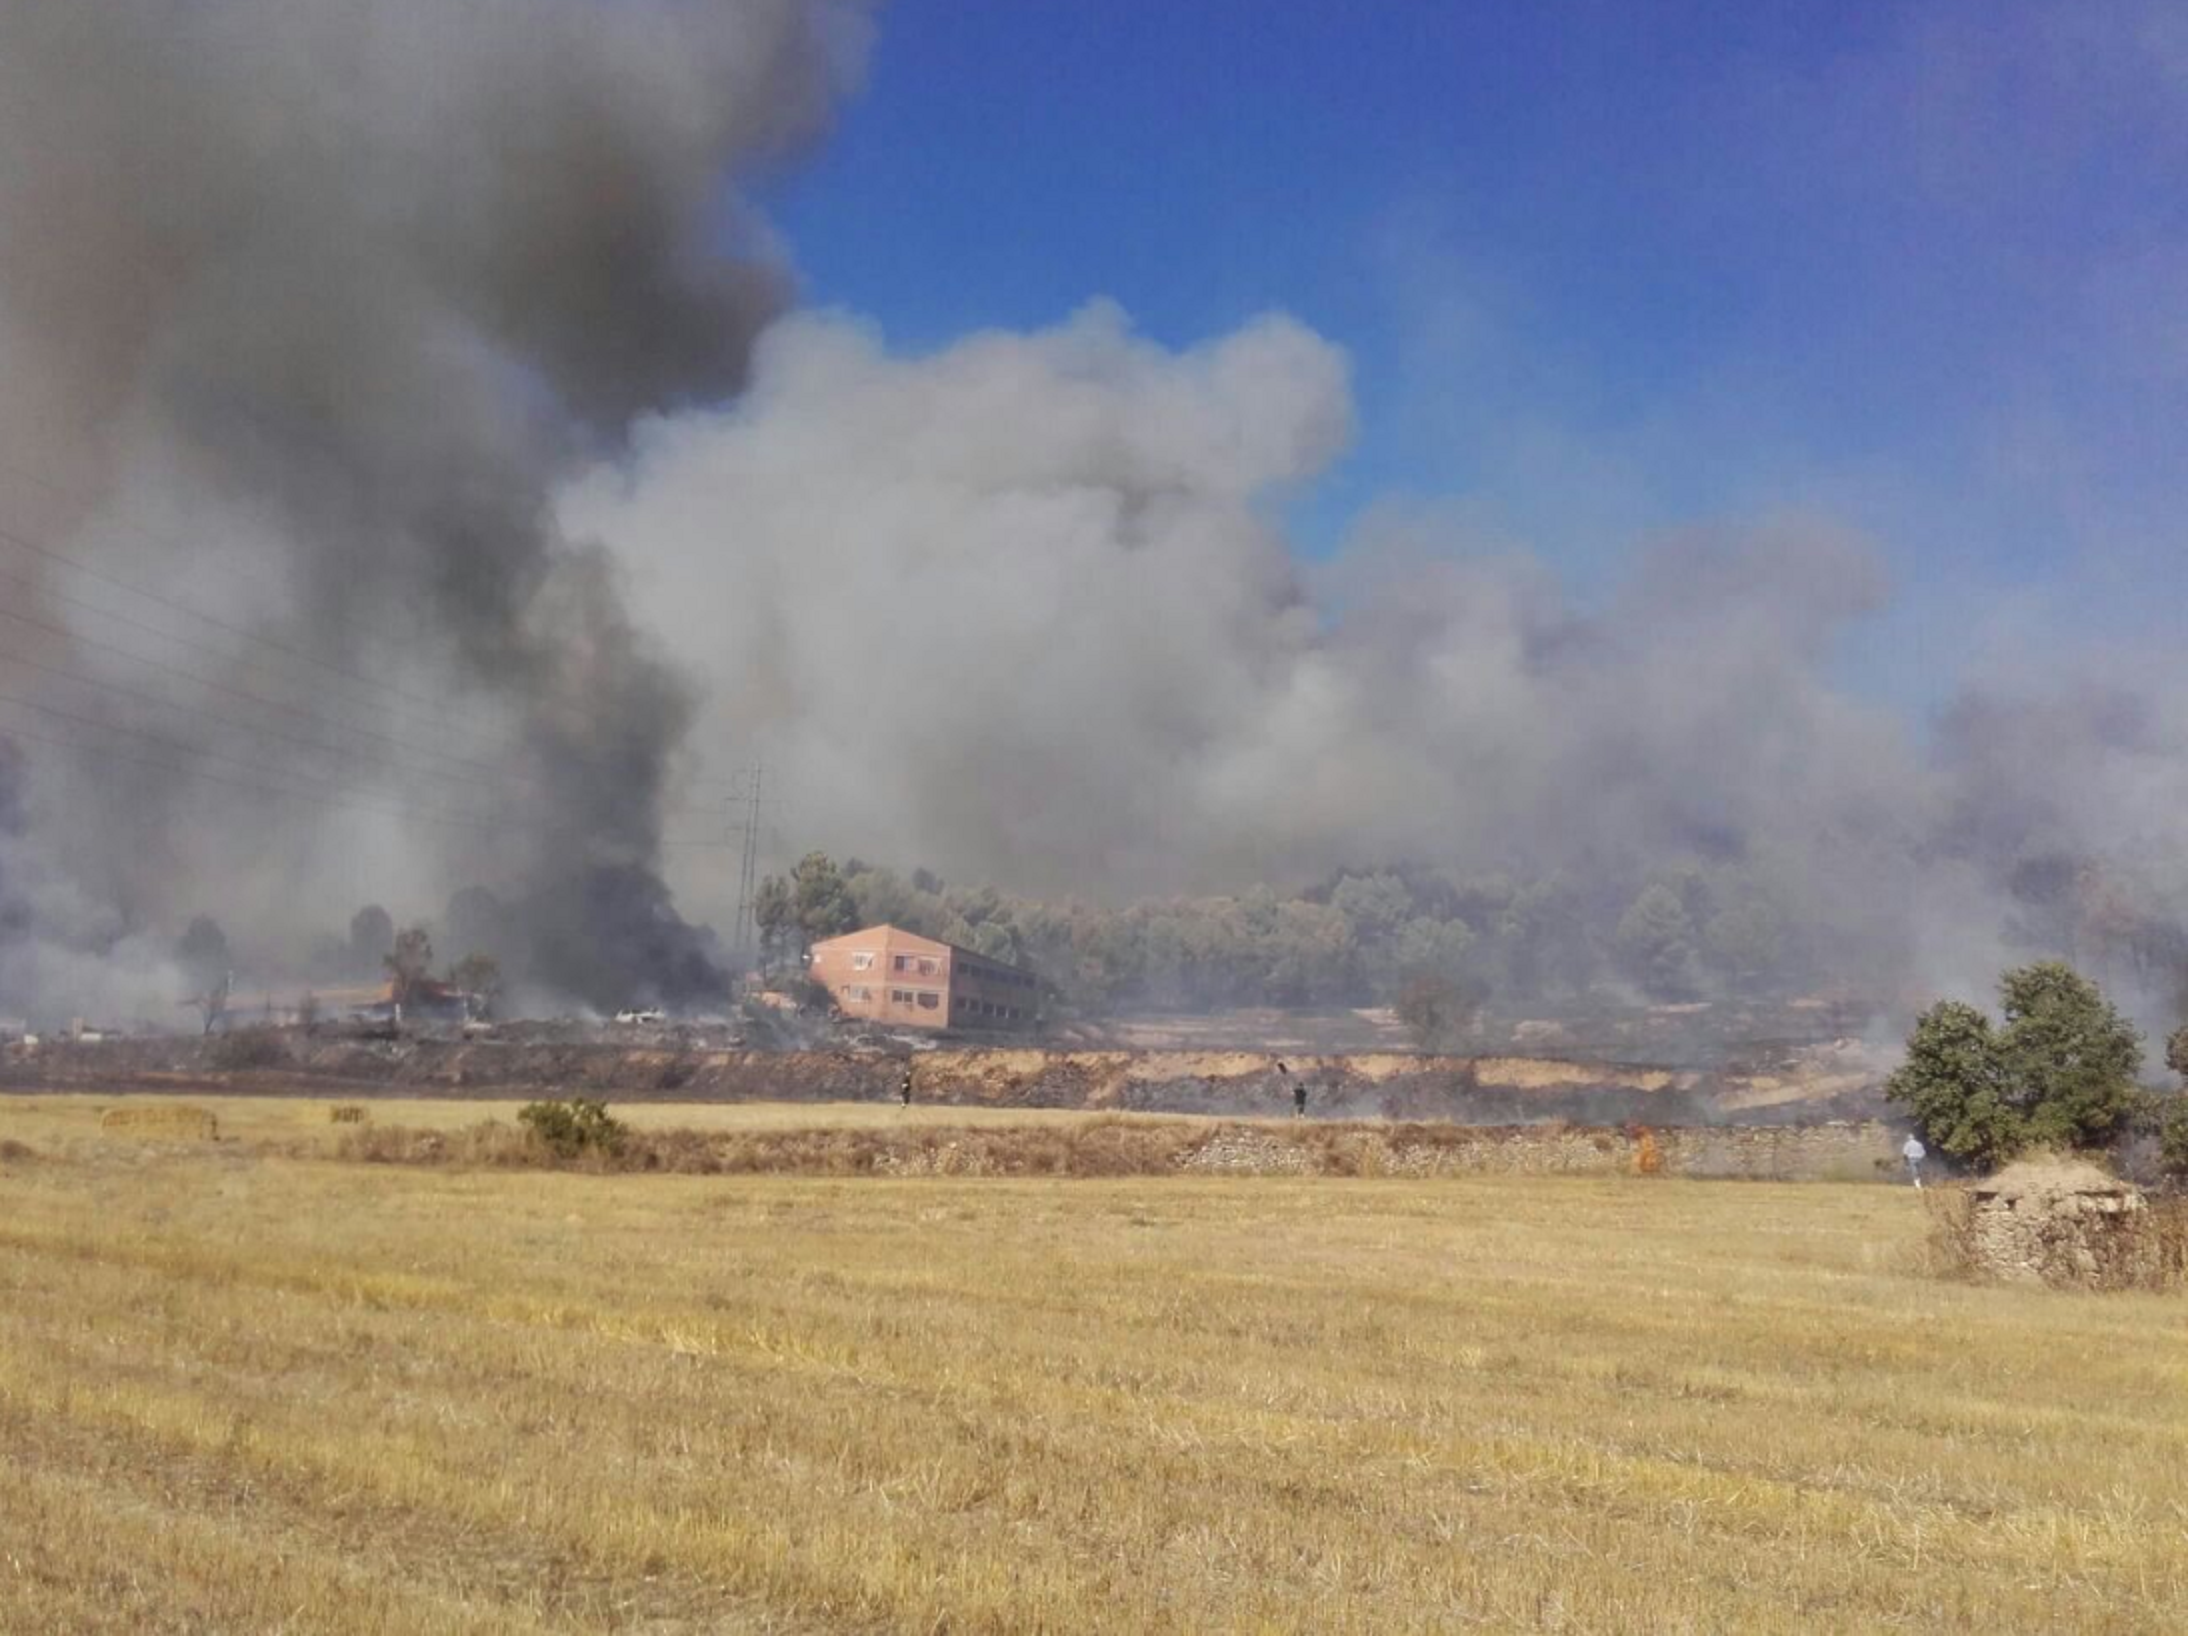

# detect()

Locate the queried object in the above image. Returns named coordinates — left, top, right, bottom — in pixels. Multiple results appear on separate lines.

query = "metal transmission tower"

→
left=726, top=765, right=769, bottom=972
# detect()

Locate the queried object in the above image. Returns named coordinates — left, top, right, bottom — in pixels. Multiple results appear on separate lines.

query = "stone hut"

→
left=1967, top=1158, right=2154, bottom=1290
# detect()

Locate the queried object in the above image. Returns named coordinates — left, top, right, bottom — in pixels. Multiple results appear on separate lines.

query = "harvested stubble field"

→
left=2, top=1102, right=2186, bottom=1632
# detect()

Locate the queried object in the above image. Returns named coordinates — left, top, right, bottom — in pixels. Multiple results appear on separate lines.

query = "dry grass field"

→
left=3, top=1099, right=2186, bottom=1632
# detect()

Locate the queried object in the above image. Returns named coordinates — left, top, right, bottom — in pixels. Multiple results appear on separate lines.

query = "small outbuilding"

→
left=1967, top=1158, right=2155, bottom=1290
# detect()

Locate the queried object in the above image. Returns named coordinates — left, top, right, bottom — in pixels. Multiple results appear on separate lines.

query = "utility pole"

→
left=728, top=763, right=768, bottom=975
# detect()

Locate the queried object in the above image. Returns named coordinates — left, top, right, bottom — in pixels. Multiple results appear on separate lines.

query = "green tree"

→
left=448, top=953, right=502, bottom=1018
left=790, top=852, right=859, bottom=946
left=1394, top=971, right=1487, bottom=1051
left=1615, top=883, right=1698, bottom=1001
left=1887, top=962, right=2144, bottom=1169
left=1995, top=961, right=2143, bottom=1151
left=384, top=925, right=434, bottom=1006
left=348, top=905, right=394, bottom=979
left=1703, top=894, right=1789, bottom=995
left=752, top=874, right=795, bottom=975
left=2157, top=1098, right=2188, bottom=1183
left=2157, top=1027, right=2188, bottom=1182
left=1885, top=1000, right=2020, bottom=1168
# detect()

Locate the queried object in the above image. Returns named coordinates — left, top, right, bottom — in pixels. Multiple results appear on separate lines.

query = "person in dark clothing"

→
left=1293, top=1078, right=1308, bottom=1118
left=899, top=1067, right=914, bottom=1108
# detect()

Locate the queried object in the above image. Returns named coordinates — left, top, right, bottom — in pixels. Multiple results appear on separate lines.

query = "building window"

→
left=851, top=952, right=874, bottom=971
left=917, top=991, right=940, bottom=1010
left=893, top=955, right=910, bottom=972
left=917, top=957, right=938, bottom=975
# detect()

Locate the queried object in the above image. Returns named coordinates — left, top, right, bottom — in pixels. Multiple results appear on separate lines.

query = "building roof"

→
left=1971, top=1156, right=2131, bottom=1199
left=809, top=924, right=1028, bottom=974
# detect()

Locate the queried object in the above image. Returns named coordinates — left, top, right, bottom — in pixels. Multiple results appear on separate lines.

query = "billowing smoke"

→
left=0, top=1, right=872, bottom=1018
left=570, top=305, right=2188, bottom=1016
left=2, top=6, right=2177, bottom=1032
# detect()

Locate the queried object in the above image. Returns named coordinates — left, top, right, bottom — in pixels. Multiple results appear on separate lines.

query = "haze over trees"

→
left=750, top=853, right=1850, bottom=1019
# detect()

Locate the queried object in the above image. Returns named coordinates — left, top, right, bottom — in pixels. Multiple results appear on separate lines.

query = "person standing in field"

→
left=899, top=1066, right=914, bottom=1108
left=1902, top=1133, right=1926, bottom=1188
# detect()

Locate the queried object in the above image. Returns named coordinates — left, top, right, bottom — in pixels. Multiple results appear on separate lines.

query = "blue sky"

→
left=763, top=1, right=2188, bottom=711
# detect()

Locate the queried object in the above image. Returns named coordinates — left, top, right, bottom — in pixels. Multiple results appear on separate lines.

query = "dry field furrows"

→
left=0, top=1135, right=2185, bottom=1631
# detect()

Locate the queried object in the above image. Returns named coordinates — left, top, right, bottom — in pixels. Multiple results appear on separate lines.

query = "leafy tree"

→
left=174, top=916, right=233, bottom=1035
left=1395, top=971, right=1488, bottom=1051
left=1887, top=962, right=2144, bottom=1169
left=384, top=925, right=434, bottom=1005
left=1885, top=1000, right=2020, bottom=1168
left=1702, top=894, right=1790, bottom=996
left=2158, top=1097, right=2188, bottom=1183
left=348, top=905, right=394, bottom=978
left=1995, top=961, right=2143, bottom=1151
left=789, top=852, right=859, bottom=946
left=174, top=914, right=230, bottom=989
left=752, top=874, right=795, bottom=974
left=2167, top=1024, right=2188, bottom=1083
left=1615, top=884, right=1698, bottom=1001
left=448, top=953, right=502, bottom=1017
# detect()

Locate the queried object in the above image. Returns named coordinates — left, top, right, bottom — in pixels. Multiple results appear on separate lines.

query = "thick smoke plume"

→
left=2, top=7, right=2178, bottom=1033
left=571, top=305, right=2188, bottom=1019
left=0, top=1, right=871, bottom=1018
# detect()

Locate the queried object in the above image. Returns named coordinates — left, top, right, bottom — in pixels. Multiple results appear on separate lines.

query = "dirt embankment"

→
left=1, top=1035, right=1887, bottom=1123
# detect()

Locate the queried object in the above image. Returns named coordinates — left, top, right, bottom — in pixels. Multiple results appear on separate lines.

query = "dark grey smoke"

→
left=0, top=1, right=873, bottom=1015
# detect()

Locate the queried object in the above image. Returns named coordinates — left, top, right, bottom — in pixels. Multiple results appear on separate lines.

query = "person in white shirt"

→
left=1901, top=1134, right=1926, bottom=1188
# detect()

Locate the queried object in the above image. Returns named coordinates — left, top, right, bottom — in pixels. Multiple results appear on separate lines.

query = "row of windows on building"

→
left=841, top=986, right=1026, bottom=1020
left=843, top=950, right=1035, bottom=990
left=842, top=984, right=942, bottom=1010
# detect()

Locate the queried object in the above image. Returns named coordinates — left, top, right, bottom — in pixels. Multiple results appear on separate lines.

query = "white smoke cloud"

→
left=569, top=306, right=1951, bottom=985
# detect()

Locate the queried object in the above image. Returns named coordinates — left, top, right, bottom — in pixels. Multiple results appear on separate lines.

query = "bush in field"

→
left=517, top=1097, right=628, bottom=1159
left=1888, top=962, right=2142, bottom=1171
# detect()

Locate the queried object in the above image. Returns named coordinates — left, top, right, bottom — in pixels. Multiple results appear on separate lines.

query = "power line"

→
left=0, top=552, right=523, bottom=783
left=0, top=471, right=747, bottom=790
left=0, top=695, right=733, bottom=849
left=0, top=572, right=721, bottom=816
left=0, top=488, right=507, bottom=732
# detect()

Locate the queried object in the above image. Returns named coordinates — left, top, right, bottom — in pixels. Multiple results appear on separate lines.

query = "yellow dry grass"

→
left=6, top=1092, right=1160, bottom=1155
left=1, top=1107, right=2185, bottom=1632
left=93, top=1101, right=218, bottom=1140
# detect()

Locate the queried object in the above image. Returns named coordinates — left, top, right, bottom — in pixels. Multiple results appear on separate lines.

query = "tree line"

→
left=749, top=848, right=2188, bottom=1031
left=1888, top=960, right=2188, bottom=1180
left=749, top=852, right=1853, bottom=1024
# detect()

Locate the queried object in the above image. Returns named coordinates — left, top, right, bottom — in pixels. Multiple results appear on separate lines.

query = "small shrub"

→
left=517, top=1097, right=629, bottom=1159
left=327, top=1104, right=369, bottom=1125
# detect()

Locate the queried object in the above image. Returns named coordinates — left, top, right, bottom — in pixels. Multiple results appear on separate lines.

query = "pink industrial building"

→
left=806, top=925, right=1038, bottom=1033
